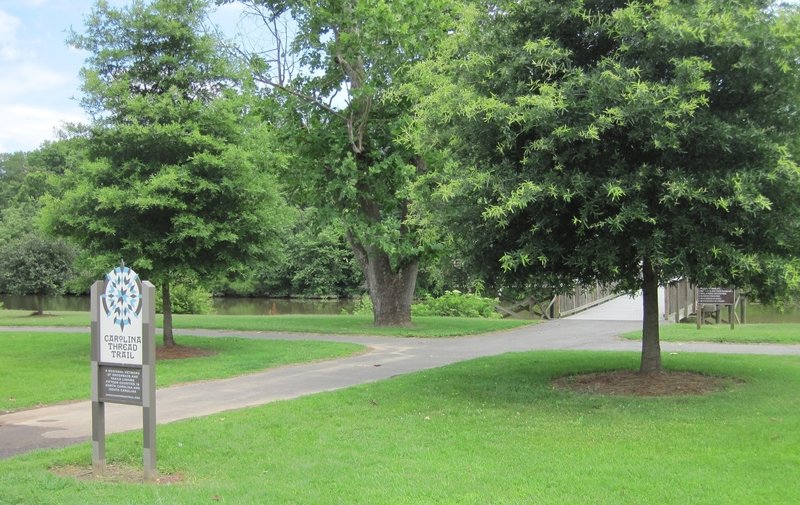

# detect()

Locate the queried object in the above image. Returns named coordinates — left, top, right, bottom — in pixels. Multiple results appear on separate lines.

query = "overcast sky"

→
left=0, top=0, right=247, bottom=153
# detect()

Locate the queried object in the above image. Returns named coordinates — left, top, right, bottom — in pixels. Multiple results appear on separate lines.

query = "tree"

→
left=225, top=0, right=457, bottom=326
left=44, top=0, right=290, bottom=346
left=0, top=235, right=75, bottom=315
left=0, top=152, right=30, bottom=210
left=407, top=0, right=800, bottom=373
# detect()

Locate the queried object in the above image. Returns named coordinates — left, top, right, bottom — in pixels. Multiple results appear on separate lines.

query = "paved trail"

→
left=2, top=319, right=799, bottom=458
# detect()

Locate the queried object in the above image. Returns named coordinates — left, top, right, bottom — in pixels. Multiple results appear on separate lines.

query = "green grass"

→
left=0, top=332, right=363, bottom=412
left=0, top=309, right=532, bottom=337
left=1, top=351, right=798, bottom=504
left=623, top=322, right=800, bottom=344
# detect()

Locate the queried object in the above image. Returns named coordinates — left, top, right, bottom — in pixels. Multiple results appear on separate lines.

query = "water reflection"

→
left=0, top=294, right=355, bottom=316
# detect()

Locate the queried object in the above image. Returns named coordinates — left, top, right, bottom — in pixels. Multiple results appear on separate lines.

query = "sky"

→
left=2, top=1, right=799, bottom=153
left=0, top=0, right=247, bottom=153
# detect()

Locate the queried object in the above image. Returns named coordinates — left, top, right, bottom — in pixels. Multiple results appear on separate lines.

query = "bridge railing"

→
left=662, top=278, right=696, bottom=323
left=496, top=283, right=619, bottom=319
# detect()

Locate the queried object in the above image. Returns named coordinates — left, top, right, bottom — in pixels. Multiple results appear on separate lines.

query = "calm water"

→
left=0, top=294, right=354, bottom=316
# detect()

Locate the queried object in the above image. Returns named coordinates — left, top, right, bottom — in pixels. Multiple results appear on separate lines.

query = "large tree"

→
left=225, top=0, right=457, bottom=326
left=44, top=0, right=290, bottom=346
left=407, top=0, right=800, bottom=372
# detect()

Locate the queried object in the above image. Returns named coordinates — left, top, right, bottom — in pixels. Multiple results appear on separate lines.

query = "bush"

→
left=412, top=290, right=501, bottom=318
left=345, top=295, right=374, bottom=316
left=157, top=283, right=213, bottom=315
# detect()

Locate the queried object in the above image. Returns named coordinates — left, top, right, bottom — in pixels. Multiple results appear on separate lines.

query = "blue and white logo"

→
left=101, top=266, right=142, bottom=332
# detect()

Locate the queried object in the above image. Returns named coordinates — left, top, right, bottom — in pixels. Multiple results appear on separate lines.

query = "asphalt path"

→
left=2, top=319, right=799, bottom=459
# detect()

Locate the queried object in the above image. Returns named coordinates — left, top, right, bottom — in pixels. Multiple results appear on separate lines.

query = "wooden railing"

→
left=662, top=278, right=696, bottom=323
left=497, top=283, right=618, bottom=319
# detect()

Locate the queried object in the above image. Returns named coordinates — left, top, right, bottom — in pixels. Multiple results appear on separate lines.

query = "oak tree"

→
left=408, top=0, right=800, bottom=372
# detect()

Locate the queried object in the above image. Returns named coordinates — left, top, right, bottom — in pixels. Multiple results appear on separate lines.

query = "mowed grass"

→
left=0, top=309, right=532, bottom=337
left=2, top=351, right=798, bottom=504
left=623, top=322, right=800, bottom=344
left=0, top=332, right=363, bottom=412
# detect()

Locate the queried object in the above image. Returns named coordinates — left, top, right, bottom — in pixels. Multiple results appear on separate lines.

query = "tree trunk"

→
left=639, top=257, right=662, bottom=374
left=35, top=293, right=44, bottom=316
left=350, top=239, right=418, bottom=327
left=162, top=279, right=175, bottom=348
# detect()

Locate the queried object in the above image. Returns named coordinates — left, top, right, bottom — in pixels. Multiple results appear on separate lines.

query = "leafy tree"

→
left=225, top=0, right=457, bottom=326
left=407, top=0, right=800, bottom=373
left=0, top=152, right=30, bottom=210
left=44, top=0, right=290, bottom=346
left=0, top=235, right=75, bottom=315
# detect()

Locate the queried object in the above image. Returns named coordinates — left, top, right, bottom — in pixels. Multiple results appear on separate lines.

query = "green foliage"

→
left=407, top=0, right=800, bottom=298
left=45, top=0, right=293, bottom=337
left=0, top=152, right=29, bottom=209
left=250, top=210, right=363, bottom=298
left=0, top=235, right=75, bottom=300
left=155, top=282, right=213, bottom=315
left=412, top=290, right=500, bottom=318
left=232, top=0, right=463, bottom=323
left=347, top=295, right=374, bottom=316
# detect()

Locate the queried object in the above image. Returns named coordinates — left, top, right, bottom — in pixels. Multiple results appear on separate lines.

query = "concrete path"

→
left=2, top=319, right=800, bottom=459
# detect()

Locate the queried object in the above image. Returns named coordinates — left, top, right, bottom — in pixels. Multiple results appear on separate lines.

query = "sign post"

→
left=696, top=287, right=736, bottom=330
left=91, top=266, right=156, bottom=480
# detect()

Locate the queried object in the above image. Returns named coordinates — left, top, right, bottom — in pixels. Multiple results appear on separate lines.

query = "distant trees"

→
left=0, top=235, right=75, bottom=315
left=407, top=0, right=800, bottom=372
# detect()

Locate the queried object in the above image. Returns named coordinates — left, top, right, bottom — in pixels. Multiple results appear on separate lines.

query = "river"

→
left=0, top=294, right=355, bottom=316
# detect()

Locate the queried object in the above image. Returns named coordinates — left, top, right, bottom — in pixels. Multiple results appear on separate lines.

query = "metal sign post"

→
left=91, top=266, right=156, bottom=480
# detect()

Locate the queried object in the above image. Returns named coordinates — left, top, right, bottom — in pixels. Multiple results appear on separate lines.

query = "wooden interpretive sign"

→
left=697, top=287, right=735, bottom=305
left=696, top=287, right=737, bottom=330
left=91, top=266, right=156, bottom=480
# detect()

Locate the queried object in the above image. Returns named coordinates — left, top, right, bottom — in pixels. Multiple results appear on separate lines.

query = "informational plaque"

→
left=98, top=365, right=143, bottom=405
left=697, top=287, right=735, bottom=305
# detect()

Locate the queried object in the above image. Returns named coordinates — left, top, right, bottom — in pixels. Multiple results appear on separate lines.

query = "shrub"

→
left=412, top=290, right=500, bottom=318
left=157, top=283, right=213, bottom=315
left=345, top=295, right=374, bottom=316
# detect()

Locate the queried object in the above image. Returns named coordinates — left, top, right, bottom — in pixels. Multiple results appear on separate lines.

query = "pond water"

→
left=0, top=294, right=355, bottom=316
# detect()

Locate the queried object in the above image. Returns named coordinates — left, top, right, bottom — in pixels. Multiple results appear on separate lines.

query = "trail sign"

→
left=91, top=266, right=156, bottom=480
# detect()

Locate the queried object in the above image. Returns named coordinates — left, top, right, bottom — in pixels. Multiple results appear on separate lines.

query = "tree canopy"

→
left=228, top=0, right=459, bottom=325
left=406, top=0, right=800, bottom=372
left=44, top=0, right=290, bottom=345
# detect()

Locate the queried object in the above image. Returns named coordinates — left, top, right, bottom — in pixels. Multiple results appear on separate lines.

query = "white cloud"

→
left=0, top=61, right=72, bottom=98
left=0, top=103, right=85, bottom=152
left=0, top=10, right=21, bottom=61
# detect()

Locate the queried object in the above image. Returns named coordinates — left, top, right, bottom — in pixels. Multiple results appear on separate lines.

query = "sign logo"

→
left=101, top=266, right=142, bottom=332
left=99, top=266, right=144, bottom=365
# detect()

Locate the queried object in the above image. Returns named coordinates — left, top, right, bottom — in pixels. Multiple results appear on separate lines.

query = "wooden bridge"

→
left=497, top=279, right=704, bottom=322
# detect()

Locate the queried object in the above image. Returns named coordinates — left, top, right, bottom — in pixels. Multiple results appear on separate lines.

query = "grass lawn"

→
left=623, top=322, right=800, bottom=344
left=0, top=309, right=532, bottom=337
left=1, top=351, right=798, bottom=504
left=0, top=332, right=363, bottom=412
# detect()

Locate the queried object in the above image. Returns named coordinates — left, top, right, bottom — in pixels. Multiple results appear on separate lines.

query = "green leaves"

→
left=404, top=0, right=800, bottom=300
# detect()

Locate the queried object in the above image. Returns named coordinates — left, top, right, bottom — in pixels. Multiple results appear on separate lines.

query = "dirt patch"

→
left=157, top=345, right=217, bottom=360
left=551, top=370, right=742, bottom=397
left=51, top=464, right=183, bottom=485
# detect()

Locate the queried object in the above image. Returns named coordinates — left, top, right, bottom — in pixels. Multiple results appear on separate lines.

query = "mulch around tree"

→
left=156, top=345, right=217, bottom=360
left=551, top=370, right=742, bottom=396
left=51, top=464, right=183, bottom=485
